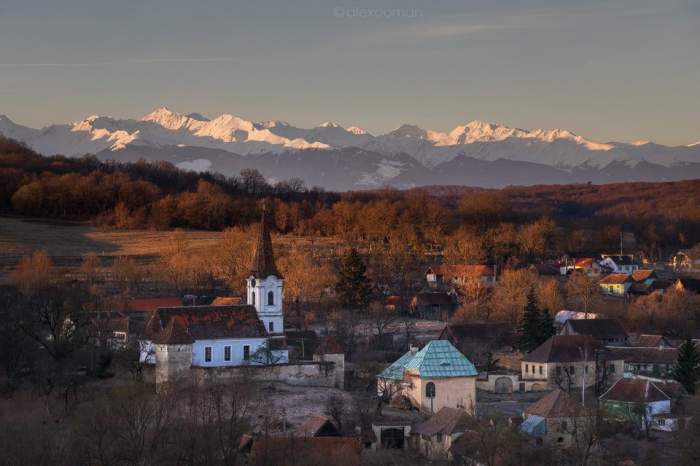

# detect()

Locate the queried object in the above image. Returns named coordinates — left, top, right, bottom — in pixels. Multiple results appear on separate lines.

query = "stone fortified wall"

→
left=186, top=361, right=340, bottom=388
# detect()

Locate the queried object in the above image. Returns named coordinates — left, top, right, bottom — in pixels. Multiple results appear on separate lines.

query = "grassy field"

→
left=0, top=216, right=344, bottom=279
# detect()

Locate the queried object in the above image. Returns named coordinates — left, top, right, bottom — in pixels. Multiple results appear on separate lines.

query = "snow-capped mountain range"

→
left=2, top=107, right=700, bottom=190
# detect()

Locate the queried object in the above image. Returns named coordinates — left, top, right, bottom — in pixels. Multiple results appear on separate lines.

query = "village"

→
left=2, top=204, right=698, bottom=466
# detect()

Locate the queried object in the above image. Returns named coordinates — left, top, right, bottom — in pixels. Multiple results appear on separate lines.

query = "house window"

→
left=585, top=365, right=589, bottom=374
left=556, top=366, right=562, bottom=376
left=269, top=321, right=274, bottom=333
left=268, top=291, right=274, bottom=306
left=436, top=433, right=443, bottom=443
left=205, top=346, right=212, bottom=362
left=243, top=345, right=250, bottom=361
left=569, top=366, right=575, bottom=375
left=525, top=364, right=529, bottom=374
left=425, top=382, right=436, bottom=398
left=539, top=366, right=543, bottom=375
left=561, top=421, right=568, bottom=432
left=224, top=346, right=231, bottom=362
left=609, top=365, right=615, bottom=373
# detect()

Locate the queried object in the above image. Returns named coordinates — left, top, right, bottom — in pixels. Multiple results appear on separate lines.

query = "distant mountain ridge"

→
left=1, top=107, right=699, bottom=190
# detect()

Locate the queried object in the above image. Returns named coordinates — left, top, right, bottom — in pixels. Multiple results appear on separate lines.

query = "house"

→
left=410, top=292, right=457, bottom=320
left=605, top=346, right=678, bottom=380
left=377, top=340, right=478, bottom=414
left=410, top=407, right=471, bottom=461
left=567, top=258, right=603, bottom=277
left=521, top=335, right=611, bottom=391
left=124, top=297, right=183, bottom=315
left=673, top=277, right=700, bottom=294
left=249, top=436, right=361, bottom=466
left=598, top=273, right=633, bottom=296
left=559, top=318, right=628, bottom=346
left=439, top=321, right=515, bottom=370
left=88, top=311, right=147, bottom=350
left=296, top=415, right=341, bottom=437
left=629, top=334, right=675, bottom=349
left=425, top=265, right=496, bottom=289
left=313, top=335, right=346, bottom=389
left=520, top=389, right=586, bottom=447
left=600, top=255, right=640, bottom=274
left=599, top=378, right=684, bottom=431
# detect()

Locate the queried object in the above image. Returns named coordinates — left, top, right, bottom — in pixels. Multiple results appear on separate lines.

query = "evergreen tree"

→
left=335, top=248, right=372, bottom=310
left=673, top=339, right=700, bottom=394
left=539, top=308, right=556, bottom=343
left=517, top=288, right=542, bottom=352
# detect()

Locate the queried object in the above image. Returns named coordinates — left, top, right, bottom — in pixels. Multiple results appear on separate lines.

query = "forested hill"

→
left=2, top=136, right=700, bottom=260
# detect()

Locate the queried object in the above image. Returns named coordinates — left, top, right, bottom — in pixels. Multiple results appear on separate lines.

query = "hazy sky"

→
left=0, top=0, right=698, bottom=145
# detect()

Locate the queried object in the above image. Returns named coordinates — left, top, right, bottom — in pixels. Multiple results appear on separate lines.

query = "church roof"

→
left=250, top=207, right=281, bottom=279
left=379, top=340, right=478, bottom=380
left=145, top=305, right=266, bottom=341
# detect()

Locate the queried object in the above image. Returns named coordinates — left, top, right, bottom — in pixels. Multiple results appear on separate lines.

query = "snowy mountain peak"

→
left=141, top=107, right=193, bottom=130
left=186, top=112, right=209, bottom=122
left=347, top=126, right=368, bottom=135
left=319, top=121, right=342, bottom=129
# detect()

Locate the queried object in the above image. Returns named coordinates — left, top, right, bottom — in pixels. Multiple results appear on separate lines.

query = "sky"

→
left=0, top=0, right=698, bottom=145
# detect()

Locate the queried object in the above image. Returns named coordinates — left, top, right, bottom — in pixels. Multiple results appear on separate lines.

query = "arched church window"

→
left=425, top=382, right=436, bottom=398
left=267, top=291, right=274, bottom=306
left=251, top=292, right=255, bottom=305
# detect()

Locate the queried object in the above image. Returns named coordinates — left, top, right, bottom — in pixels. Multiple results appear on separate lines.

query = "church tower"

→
left=247, top=207, right=284, bottom=334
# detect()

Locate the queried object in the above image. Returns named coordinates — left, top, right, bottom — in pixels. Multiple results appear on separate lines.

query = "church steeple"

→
left=250, top=205, right=281, bottom=279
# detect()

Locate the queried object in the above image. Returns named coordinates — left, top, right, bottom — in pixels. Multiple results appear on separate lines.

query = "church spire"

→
left=250, top=203, right=281, bottom=279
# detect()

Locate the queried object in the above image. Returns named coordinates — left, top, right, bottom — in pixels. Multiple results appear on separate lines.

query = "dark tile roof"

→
left=145, top=305, right=266, bottom=341
left=676, top=278, right=700, bottom=293
left=523, top=335, right=605, bottom=363
left=411, top=407, right=471, bottom=436
left=152, top=318, right=195, bottom=345
left=605, top=347, right=678, bottom=364
left=296, top=415, right=340, bottom=437
left=564, top=319, right=627, bottom=339
left=529, top=263, right=561, bottom=276
left=250, top=207, right=281, bottom=279
left=412, top=292, right=455, bottom=306
left=600, top=378, right=670, bottom=404
left=441, top=321, right=514, bottom=346
left=524, top=389, right=581, bottom=418
left=630, top=334, right=675, bottom=348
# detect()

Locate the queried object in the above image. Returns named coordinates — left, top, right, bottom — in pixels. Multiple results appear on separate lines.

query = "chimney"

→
left=410, top=345, right=419, bottom=355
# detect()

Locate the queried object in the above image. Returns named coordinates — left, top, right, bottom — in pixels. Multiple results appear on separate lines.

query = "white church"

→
left=141, top=208, right=289, bottom=375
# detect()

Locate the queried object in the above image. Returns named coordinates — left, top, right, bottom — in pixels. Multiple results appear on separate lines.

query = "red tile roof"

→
left=599, top=273, right=632, bottom=285
left=524, top=389, right=581, bottom=418
left=631, top=269, right=657, bottom=282
left=600, top=378, right=670, bottom=404
left=145, top=305, right=266, bottom=341
left=296, top=415, right=339, bottom=437
left=211, top=296, right=244, bottom=306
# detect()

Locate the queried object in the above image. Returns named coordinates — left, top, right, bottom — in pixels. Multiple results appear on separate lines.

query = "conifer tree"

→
left=335, top=248, right=372, bottom=310
left=539, top=308, right=556, bottom=343
left=673, top=339, right=700, bottom=394
left=517, top=288, right=542, bottom=352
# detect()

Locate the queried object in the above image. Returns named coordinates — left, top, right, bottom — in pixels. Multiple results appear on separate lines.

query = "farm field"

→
left=0, top=216, right=344, bottom=279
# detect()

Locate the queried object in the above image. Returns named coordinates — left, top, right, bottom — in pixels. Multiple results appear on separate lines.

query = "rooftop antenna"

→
left=620, top=232, right=623, bottom=257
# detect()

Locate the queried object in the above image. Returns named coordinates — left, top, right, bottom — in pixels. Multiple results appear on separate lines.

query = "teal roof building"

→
left=379, top=340, right=478, bottom=380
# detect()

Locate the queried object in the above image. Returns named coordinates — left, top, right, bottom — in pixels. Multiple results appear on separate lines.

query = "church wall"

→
left=407, top=375, right=476, bottom=414
left=192, top=338, right=268, bottom=367
left=189, top=361, right=339, bottom=388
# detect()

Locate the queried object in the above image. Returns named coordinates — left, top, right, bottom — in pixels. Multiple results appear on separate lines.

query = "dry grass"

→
left=0, top=216, right=345, bottom=277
